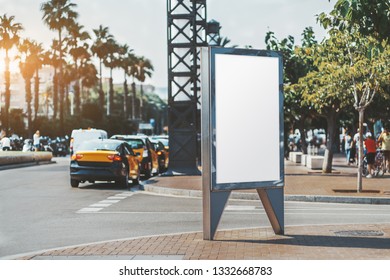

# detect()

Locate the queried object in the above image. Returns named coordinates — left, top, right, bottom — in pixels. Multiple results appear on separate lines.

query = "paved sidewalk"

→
left=14, top=154, right=390, bottom=260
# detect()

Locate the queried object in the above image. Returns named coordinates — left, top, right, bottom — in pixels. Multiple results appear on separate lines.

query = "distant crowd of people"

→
left=344, top=126, right=390, bottom=178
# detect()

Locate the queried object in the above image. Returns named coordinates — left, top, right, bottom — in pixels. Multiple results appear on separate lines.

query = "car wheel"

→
left=144, top=162, right=152, bottom=179
left=70, top=179, right=79, bottom=188
left=118, top=170, right=129, bottom=188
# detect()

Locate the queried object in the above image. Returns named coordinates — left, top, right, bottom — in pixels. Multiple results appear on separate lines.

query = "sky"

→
left=1, top=0, right=335, bottom=95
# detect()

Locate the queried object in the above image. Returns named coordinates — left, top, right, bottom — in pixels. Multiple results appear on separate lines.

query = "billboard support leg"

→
left=203, top=190, right=231, bottom=240
left=257, top=188, right=284, bottom=235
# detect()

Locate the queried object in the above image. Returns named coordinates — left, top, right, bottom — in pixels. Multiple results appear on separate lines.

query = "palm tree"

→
left=67, top=22, right=90, bottom=115
left=103, top=38, right=121, bottom=116
left=46, top=40, right=61, bottom=119
left=118, top=44, right=133, bottom=119
left=91, top=25, right=113, bottom=113
left=41, top=0, right=78, bottom=133
left=135, top=56, right=154, bottom=120
left=0, top=14, right=23, bottom=131
left=127, top=55, right=139, bottom=120
left=79, top=62, right=98, bottom=103
left=29, top=41, right=46, bottom=121
left=18, top=39, right=35, bottom=136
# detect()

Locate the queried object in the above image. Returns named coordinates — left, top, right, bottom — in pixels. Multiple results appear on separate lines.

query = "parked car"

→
left=51, top=137, right=69, bottom=157
left=70, top=128, right=107, bottom=155
left=151, top=139, right=169, bottom=173
left=110, top=135, right=159, bottom=178
left=70, top=139, right=140, bottom=188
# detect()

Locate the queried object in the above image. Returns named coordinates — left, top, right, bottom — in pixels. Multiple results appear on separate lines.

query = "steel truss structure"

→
left=167, top=0, right=207, bottom=174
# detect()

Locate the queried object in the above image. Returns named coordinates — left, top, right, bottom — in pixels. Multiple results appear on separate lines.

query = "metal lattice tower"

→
left=167, top=0, right=207, bottom=174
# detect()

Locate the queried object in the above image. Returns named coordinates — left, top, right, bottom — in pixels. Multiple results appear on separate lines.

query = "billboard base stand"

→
left=257, top=188, right=284, bottom=235
left=203, top=190, right=231, bottom=240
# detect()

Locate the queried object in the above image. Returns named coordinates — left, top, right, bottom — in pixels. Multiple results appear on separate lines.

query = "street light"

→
left=207, top=19, right=221, bottom=46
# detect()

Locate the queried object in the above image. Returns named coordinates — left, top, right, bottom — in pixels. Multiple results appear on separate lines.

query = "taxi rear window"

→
left=78, top=140, right=120, bottom=151
left=125, top=139, right=144, bottom=149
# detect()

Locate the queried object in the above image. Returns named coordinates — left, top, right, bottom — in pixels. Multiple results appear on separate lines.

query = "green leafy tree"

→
left=266, top=28, right=318, bottom=154
left=319, top=2, right=390, bottom=191
left=0, top=14, right=23, bottom=131
left=323, top=0, right=390, bottom=42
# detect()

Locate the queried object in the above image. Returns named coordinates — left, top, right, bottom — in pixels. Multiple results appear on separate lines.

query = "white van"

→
left=70, top=128, right=108, bottom=155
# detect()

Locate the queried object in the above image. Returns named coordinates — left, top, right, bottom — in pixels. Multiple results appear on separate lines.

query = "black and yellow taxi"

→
left=70, top=139, right=140, bottom=188
left=110, top=135, right=159, bottom=178
left=151, top=139, right=169, bottom=173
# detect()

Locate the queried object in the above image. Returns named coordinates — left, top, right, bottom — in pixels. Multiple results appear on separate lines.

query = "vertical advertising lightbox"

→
left=202, top=47, right=284, bottom=191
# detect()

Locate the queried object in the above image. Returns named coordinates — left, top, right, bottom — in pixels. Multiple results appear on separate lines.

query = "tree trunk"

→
left=52, top=69, right=58, bottom=120
left=98, top=60, right=104, bottom=113
left=108, top=72, right=114, bottom=116
left=357, top=109, right=364, bottom=193
left=34, top=70, right=40, bottom=120
left=139, top=84, right=143, bottom=121
left=4, top=51, right=11, bottom=131
left=131, top=81, right=136, bottom=119
left=322, top=109, right=338, bottom=173
left=123, top=77, right=128, bottom=120
left=25, top=78, right=32, bottom=138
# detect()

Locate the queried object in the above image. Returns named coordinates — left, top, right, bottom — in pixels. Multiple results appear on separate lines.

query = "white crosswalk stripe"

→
left=77, top=192, right=135, bottom=213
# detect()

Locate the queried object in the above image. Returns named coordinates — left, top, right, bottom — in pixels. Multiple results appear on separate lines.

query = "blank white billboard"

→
left=214, top=54, right=281, bottom=184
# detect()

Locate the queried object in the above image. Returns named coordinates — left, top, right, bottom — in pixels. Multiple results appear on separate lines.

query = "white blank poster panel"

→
left=215, top=54, right=281, bottom=184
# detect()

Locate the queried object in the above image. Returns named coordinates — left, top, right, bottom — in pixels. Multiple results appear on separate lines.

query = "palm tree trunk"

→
left=58, top=30, right=64, bottom=134
left=34, top=70, right=39, bottom=120
left=4, top=50, right=11, bottom=131
left=53, top=69, right=58, bottom=119
left=139, top=84, right=143, bottom=121
left=99, top=59, right=104, bottom=112
left=123, top=75, right=128, bottom=120
left=25, top=78, right=32, bottom=138
left=108, top=69, right=114, bottom=116
left=131, top=81, right=136, bottom=119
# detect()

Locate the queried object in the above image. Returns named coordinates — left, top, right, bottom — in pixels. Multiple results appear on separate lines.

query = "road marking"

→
left=77, top=192, right=135, bottom=213
left=77, top=208, right=103, bottom=213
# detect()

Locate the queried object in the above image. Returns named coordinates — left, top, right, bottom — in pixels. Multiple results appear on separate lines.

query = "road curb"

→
left=143, top=184, right=390, bottom=205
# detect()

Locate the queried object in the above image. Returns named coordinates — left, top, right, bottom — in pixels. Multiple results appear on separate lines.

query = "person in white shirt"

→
left=1, top=132, right=11, bottom=151
left=33, top=130, right=40, bottom=151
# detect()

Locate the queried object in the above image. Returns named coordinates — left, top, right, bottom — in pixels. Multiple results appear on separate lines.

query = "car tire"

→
left=144, top=162, right=152, bottom=179
left=70, top=179, right=79, bottom=188
left=118, top=170, right=129, bottom=188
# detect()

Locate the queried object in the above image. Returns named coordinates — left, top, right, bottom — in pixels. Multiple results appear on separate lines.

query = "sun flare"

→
left=0, top=49, right=20, bottom=74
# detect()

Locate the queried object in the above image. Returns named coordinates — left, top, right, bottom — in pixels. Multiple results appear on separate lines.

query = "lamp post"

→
left=207, top=19, right=220, bottom=46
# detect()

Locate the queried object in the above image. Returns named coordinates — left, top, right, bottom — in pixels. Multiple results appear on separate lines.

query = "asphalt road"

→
left=1, top=157, right=389, bottom=258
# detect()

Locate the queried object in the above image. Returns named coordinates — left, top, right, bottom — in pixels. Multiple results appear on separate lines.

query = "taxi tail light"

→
left=71, top=154, right=83, bottom=160
left=107, top=154, right=122, bottom=161
left=157, top=151, right=162, bottom=156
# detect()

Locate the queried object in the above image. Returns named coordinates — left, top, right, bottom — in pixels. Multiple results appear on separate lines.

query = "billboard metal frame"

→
left=201, top=47, right=285, bottom=240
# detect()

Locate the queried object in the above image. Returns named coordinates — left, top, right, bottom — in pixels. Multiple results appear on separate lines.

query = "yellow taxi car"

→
left=151, top=139, right=169, bottom=173
left=110, top=135, right=159, bottom=178
left=70, top=139, right=140, bottom=188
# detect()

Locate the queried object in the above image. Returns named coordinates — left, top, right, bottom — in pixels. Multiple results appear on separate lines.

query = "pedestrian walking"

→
left=378, top=127, right=390, bottom=173
left=33, top=130, right=40, bottom=151
left=0, top=130, right=11, bottom=151
left=364, top=133, right=376, bottom=178
left=344, top=131, right=354, bottom=165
